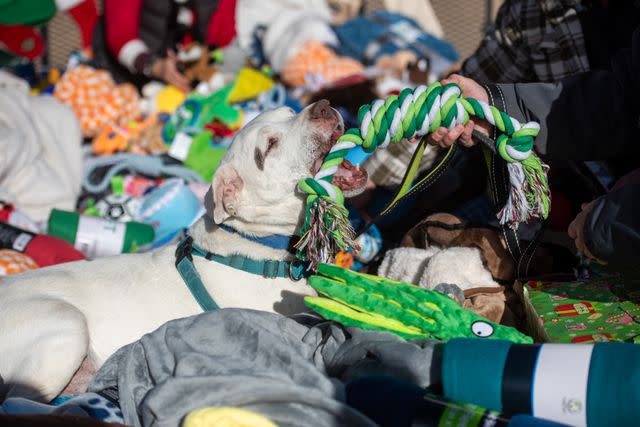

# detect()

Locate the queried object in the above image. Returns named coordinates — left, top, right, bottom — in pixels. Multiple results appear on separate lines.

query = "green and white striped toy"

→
left=295, top=82, right=551, bottom=267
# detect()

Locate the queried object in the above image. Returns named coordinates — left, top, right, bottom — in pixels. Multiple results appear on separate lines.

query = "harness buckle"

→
left=175, top=236, right=194, bottom=267
left=288, top=259, right=307, bottom=281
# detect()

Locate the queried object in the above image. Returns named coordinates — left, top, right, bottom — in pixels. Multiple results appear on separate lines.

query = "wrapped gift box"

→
left=516, top=274, right=640, bottom=343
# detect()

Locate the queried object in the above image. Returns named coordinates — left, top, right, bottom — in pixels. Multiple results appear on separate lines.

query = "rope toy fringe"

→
left=296, top=82, right=551, bottom=267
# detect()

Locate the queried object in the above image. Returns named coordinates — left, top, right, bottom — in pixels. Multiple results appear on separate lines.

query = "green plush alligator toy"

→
left=305, top=264, right=533, bottom=344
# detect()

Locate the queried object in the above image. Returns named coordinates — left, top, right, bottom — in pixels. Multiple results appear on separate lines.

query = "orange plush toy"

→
left=281, top=41, right=364, bottom=88
left=92, top=123, right=130, bottom=155
left=92, top=115, right=167, bottom=156
left=54, top=65, right=140, bottom=138
left=0, top=249, right=38, bottom=276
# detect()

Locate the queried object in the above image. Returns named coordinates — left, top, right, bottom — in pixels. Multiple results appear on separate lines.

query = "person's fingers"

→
left=166, top=49, right=177, bottom=61
left=446, top=74, right=463, bottom=84
left=427, top=127, right=447, bottom=145
left=569, top=218, right=587, bottom=254
left=166, top=59, right=180, bottom=73
left=150, top=58, right=165, bottom=80
left=427, top=129, right=441, bottom=144
left=167, top=69, right=190, bottom=93
left=567, top=213, right=583, bottom=240
left=459, top=121, right=475, bottom=147
left=434, top=127, right=447, bottom=139
left=439, top=74, right=489, bottom=104
left=175, top=79, right=190, bottom=93
left=442, top=124, right=464, bottom=145
left=567, top=219, right=578, bottom=240
left=165, top=60, right=190, bottom=91
left=441, top=74, right=466, bottom=89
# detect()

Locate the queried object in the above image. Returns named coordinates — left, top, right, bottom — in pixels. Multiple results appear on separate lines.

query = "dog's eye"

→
left=267, top=136, right=279, bottom=152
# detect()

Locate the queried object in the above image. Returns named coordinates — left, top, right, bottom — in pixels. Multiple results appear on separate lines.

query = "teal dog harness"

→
left=175, top=234, right=310, bottom=312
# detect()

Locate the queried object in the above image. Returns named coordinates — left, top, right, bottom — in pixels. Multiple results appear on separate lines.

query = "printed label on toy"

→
left=76, top=216, right=126, bottom=259
left=12, top=233, right=34, bottom=252
left=0, top=222, right=35, bottom=252
left=532, top=344, right=593, bottom=427
left=439, top=405, right=485, bottom=427
left=168, top=132, right=193, bottom=162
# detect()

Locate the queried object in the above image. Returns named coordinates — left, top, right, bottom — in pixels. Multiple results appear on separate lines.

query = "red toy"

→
left=0, top=222, right=85, bottom=267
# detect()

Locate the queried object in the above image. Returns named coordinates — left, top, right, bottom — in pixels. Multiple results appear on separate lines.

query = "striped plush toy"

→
left=296, top=82, right=551, bottom=267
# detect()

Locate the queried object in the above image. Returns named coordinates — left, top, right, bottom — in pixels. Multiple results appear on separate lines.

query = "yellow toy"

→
left=183, top=407, right=277, bottom=427
left=156, top=85, right=187, bottom=114
left=227, top=67, right=274, bottom=104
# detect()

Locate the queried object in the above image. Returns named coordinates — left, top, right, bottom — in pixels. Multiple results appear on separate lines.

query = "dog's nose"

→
left=309, top=99, right=332, bottom=120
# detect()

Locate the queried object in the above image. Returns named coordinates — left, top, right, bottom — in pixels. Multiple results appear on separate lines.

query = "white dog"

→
left=0, top=101, right=367, bottom=402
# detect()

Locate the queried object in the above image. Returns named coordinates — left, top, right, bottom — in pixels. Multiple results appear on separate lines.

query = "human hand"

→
left=151, top=50, right=190, bottom=93
left=426, top=74, right=492, bottom=149
left=568, top=200, right=607, bottom=264
left=444, top=74, right=489, bottom=103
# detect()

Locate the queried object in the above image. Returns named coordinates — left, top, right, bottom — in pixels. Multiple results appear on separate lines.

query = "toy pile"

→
left=0, top=44, right=301, bottom=270
left=2, top=21, right=450, bottom=275
left=3, top=2, right=640, bottom=427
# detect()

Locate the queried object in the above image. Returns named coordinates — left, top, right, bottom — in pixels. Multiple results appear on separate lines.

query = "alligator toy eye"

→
left=471, top=321, right=495, bottom=338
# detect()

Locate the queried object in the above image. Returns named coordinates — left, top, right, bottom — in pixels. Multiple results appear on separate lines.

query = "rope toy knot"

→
left=298, top=178, right=344, bottom=206
left=296, top=82, right=551, bottom=267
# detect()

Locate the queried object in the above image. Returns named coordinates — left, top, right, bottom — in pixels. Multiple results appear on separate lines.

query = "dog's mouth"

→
left=312, top=127, right=368, bottom=198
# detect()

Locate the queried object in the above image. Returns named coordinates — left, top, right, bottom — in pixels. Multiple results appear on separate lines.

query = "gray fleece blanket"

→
left=89, top=309, right=440, bottom=427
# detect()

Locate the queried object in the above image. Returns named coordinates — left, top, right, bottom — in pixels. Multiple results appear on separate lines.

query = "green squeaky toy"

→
left=305, top=263, right=533, bottom=344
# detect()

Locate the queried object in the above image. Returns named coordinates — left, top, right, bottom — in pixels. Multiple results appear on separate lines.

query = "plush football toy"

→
left=94, top=193, right=141, bottom=223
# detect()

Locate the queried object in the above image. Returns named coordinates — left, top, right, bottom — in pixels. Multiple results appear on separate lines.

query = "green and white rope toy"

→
left=296, top=82, right=551, bottom=267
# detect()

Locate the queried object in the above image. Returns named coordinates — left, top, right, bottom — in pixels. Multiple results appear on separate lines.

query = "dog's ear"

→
left=211, top=163, right=244, bottom=224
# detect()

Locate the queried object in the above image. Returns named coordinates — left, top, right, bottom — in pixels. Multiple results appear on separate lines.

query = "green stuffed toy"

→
left=305, top=263, right=533, bottom=344
left=182, top=130, right=227, bottom=181
left=162, top=84, right=242, bottom=143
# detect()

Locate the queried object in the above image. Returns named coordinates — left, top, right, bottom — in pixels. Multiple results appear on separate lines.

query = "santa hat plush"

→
left=55, top=0, right=98, bottom=48
left=0, top=25, right=45, bottom=59
left=0, top=0, right=97, bottom=62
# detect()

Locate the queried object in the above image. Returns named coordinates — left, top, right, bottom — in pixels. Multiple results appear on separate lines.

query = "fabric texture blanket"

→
left=89, top=309, right=440, bottom=427
left=0, top=71, right=82, bottom=223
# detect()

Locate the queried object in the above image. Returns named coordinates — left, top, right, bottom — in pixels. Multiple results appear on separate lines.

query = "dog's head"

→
left=209, top=100, right=367, bottom=231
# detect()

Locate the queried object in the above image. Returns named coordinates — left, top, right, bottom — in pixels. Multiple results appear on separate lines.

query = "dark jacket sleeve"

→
left=584, top=182, right=640, bottom=266
left=460, top=0, right=537, bottom=84
left=490, top=28, right=640, bottom=161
